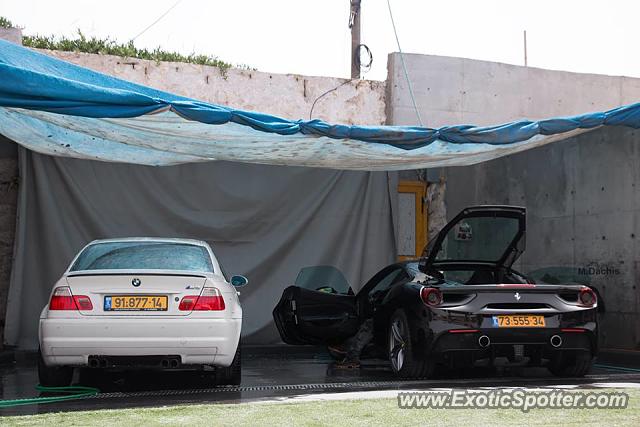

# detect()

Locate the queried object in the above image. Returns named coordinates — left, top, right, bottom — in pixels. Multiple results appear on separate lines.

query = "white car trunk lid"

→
left=65, top=273, right=207, bottom=316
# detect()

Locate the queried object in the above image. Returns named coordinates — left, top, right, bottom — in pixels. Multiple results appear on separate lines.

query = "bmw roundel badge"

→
left=132, top=278, right=141, bottom=287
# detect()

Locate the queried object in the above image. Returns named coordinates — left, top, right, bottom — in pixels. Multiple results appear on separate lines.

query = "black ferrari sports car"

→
left=273, top=206, right=598, bottom=378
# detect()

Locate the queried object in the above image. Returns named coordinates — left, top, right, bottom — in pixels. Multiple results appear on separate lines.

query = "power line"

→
left=131, top=0, right=182, bottom=41
left=309, top=80, right=353, bottom=120
left=386, top=0, right=423, bottom=126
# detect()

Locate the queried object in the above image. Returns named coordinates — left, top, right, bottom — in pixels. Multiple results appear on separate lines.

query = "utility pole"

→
left=349, top=0, right=361, bottom=79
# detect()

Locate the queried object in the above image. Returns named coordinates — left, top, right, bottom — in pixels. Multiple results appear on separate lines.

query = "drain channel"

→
left=92, top=381, right=408, bottom=399
left=88, top=370, right=640, bottom=401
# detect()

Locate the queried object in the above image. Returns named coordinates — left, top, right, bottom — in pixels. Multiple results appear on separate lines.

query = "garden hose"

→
left=0, top=385, right=100, bottom=408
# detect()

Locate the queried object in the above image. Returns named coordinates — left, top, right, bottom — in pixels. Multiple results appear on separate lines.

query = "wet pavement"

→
left=2, top=346, right=640, bottom=416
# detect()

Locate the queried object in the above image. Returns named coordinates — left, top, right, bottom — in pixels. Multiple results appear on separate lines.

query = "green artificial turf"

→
left=3, top=388, right=639, bottom=427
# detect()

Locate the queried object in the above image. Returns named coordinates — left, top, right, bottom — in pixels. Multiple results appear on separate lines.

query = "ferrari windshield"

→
left=70, top=241, right=214, bottom=272
left=434, top=215, right=521, bottom=263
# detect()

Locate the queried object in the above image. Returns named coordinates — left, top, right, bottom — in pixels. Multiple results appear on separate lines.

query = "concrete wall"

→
left=41, top=50, right=386, bottom=125
left=0, top=28, right=22, bottom=45
left=386, top=53, right=640, bottom=350
left=386, top=52, right=640, bottom=127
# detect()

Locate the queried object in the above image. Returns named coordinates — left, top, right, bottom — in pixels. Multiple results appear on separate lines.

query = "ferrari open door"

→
left=272, top=266, right=359, bottom=345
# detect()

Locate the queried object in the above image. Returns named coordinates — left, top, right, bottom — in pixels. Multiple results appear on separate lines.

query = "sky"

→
left=0, top=0, right=638, bottom=81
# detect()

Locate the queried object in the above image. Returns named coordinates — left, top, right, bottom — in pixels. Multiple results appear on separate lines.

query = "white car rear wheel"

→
left=38, top=348, right=73, bottom=387
left=215, top=345, right=241, bottom=385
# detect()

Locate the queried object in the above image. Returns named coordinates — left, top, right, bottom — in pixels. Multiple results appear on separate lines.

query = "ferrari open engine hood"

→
left=420, top=205, right=526, bottom=271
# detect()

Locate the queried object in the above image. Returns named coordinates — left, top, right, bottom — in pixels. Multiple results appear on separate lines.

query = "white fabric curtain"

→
left=5, top=148, right=398, bottom=349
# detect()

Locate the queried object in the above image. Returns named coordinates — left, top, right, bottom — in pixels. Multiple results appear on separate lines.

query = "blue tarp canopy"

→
left=1, top=39, right=640, bottom=169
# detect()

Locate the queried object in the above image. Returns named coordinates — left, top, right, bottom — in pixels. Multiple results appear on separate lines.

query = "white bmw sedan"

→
left=38, top=237, right=246, bottom=386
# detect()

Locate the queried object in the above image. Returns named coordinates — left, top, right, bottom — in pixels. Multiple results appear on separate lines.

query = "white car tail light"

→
left=74, top=295, right=93, bottom=310
left=179, top=287, right=225, bottom=311
left=49, top=286, right=93, bottom=311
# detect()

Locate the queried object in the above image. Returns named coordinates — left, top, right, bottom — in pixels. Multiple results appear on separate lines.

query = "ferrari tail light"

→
left=49, top=287, right=92, bottom=310
left=420, top=287, right=443, bottom=307
left=578, top=287, right=597, bottom=307
left=179, top=287, right=225, bottom=311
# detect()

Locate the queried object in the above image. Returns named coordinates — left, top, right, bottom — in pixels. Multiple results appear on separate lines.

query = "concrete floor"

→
left=2, top=347, right=640, bottom=417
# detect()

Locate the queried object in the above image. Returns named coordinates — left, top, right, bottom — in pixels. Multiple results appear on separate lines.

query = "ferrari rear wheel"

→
left=388, top=309, right=434, bottom=379
left=548, top=351, right=593, bottom=377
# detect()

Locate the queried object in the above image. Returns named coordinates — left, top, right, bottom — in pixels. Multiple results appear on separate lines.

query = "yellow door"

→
left=397, top=181, right=427, bottom=261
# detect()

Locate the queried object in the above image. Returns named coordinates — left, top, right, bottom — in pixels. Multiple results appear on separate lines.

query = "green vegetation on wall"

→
left=0, top=16, right=13, bottom=29
left=1, top=16, right=247, bottom=77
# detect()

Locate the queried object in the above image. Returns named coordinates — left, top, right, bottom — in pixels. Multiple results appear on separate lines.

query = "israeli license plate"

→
left=104, top=295, right=168, bottom=311
left=492, top=315, right=545, bottom=327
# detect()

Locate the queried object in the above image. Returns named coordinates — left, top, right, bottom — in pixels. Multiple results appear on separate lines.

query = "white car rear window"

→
left=70, top=242, right=214, bottom=273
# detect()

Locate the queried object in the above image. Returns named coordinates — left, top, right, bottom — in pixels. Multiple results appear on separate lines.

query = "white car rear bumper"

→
left=39, top=317, right=241, bottom=367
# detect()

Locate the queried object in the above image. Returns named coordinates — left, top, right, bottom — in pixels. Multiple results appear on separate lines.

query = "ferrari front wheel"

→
left=388, top=309, right=434, bottom=379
